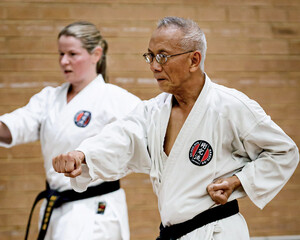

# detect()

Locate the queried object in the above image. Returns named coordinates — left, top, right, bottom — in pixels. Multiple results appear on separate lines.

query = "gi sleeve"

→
left=235, top=115, right=299, bottom=209
left=106, top=85, right=141, bottom=120
left=71, top=101, right=152, bottom=192
left=0, top=87, right=50, bottom=147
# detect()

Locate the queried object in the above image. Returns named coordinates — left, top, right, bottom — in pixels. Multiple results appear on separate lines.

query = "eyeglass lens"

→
left=143, top=53, right=167, bottom=64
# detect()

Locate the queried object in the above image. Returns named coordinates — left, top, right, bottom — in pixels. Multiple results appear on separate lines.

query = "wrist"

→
left=76, top=150, right=86, bottom=164
left=231, top=175, right=241, bottom=190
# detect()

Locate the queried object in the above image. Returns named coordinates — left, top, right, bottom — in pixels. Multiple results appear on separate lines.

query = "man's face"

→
left=147, top=27, right=192, bottom=94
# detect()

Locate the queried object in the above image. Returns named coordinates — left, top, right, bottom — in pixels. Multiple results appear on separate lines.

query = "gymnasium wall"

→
left=0, top=0, right=299, bottom=239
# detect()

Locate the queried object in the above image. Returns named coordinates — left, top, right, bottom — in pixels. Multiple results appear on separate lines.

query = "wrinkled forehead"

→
left=148, top=26, right=184, bottom=53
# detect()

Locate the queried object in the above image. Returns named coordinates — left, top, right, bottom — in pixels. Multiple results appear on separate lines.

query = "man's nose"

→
left=150, top=58, right=162, bottom=72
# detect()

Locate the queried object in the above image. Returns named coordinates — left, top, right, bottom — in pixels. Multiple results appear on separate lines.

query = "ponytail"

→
left=97, top=39, right=108, bottom=82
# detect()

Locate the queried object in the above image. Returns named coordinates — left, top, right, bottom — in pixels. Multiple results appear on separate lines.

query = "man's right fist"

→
left=52, top=150, right=85, bottom=178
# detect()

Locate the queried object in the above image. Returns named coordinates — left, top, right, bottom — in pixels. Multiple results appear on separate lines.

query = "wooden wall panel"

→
left=0, top=1, right=299, bottom=239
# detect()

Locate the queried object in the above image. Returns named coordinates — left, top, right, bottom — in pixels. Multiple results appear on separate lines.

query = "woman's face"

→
left=58, top=35, right=98, bottom=85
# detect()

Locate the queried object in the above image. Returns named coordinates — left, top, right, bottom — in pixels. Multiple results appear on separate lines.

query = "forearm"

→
left=0, top=121, right=12, bottom=144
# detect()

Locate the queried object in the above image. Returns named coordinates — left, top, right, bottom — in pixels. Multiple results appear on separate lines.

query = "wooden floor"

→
left=251, top=236, right=300, bottom=240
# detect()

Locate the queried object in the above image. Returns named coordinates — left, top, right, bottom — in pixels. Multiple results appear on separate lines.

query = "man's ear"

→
left=92, top=46, right=103, bottom=64
left=190, top=51, right=201, bottom=72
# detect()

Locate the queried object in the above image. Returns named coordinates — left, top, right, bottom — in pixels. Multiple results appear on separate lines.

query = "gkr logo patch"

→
left=74, top=110, right=92, bottom=128
left=189, top=140, right=213, bottom=166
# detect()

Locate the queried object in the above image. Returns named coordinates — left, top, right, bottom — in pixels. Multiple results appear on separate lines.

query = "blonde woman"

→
left=0, top=21, right=140, bottom=240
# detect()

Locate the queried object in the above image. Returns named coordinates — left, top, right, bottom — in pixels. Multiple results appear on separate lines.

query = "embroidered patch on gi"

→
left=74, top=110, right=91, bottom=127
left=189, top=140, right=213, bottom=166
left=97, top=202, right=106, bottom=214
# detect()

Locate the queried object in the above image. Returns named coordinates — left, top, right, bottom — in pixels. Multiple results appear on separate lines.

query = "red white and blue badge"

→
left=189, top=140, right=213, bottom=166
left=97, top=202, right=106, bottom=214
left=74, top=110, right=92, bottom=128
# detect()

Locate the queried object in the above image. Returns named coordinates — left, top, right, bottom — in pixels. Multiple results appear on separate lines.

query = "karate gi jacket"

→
left=73, top=74, right=299, bottom=228
left=0, top=75, right=140, bottom=191
left=0, top=75, right=141, bottom=239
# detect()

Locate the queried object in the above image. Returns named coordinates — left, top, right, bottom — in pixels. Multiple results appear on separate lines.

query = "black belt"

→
left=24, top=180, right=120, bottom=240
left=156, top=199, right=239, bottom=240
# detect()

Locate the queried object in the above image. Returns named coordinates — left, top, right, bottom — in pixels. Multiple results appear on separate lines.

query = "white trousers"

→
left=180, top=213, right=250, bottom=240
left=39, top=188, right=130, bottom=240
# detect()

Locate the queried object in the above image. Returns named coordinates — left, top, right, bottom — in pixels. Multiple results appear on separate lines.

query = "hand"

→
left=52, top=150, right=85, bottom=178
left=206, top=175, right=241, bottom=205
left=0, top=121, right=12, bottom=144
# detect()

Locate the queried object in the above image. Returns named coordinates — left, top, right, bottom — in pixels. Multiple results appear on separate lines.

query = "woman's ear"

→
left=92, top=46, right=103, bottom=64
left=190, top=51, right=202, bottom=72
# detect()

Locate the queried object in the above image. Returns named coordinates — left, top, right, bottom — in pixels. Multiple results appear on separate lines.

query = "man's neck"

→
left=172, top=72, right=205, bottom=111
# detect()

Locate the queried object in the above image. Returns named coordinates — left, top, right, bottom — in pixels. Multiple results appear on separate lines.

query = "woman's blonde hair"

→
left=58, top=21, right=109, bottom=82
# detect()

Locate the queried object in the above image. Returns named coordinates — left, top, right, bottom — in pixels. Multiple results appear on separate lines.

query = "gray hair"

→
left=157, top=16, right=207, bottom=71
left=58, top=21, right=109, bottom=82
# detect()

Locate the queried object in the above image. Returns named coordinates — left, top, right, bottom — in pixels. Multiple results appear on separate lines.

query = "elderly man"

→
left=53, top=17, right=299, bottom=240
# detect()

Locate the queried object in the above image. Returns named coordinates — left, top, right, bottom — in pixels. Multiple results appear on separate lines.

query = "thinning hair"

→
left=157, top=16, right=207, bottom=71
left=58, top=21, right=109, bottom=82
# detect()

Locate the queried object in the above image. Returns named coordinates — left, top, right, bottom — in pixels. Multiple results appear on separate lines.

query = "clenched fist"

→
left=52, top=150, right=85, bottom=178
left=206, top=175, right=241, bottom=205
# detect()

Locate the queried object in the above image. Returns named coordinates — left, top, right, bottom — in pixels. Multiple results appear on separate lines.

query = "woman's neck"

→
left=67, top=74, right=98, bottom=103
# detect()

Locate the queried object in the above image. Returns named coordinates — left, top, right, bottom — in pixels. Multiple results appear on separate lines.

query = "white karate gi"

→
left=72, top=74, right=299, bottom=240
left=0, top=75, right=140, bottom=240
